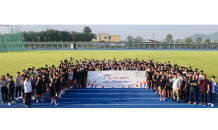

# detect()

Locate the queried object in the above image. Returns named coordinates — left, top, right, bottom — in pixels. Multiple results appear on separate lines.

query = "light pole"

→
left=38, top=37, right=40, bottom=49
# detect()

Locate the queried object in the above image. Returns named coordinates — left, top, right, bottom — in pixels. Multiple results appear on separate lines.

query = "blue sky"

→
left=1, top=25, right=218, bottom=41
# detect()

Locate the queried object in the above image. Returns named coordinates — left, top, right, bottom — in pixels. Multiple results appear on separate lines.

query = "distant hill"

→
left=181, top=32, right=218, bottom=43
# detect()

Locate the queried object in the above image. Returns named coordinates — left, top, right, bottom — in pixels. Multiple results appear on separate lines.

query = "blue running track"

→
left=0, top=87, right=217, bottom=108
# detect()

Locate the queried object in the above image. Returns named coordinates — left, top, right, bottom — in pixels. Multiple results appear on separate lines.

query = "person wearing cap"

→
left=23, top=70, right=27, bottom=77
left=32, top=67, right=36, bottom=74
left=198, top=74, right=210, bottom=106
left=195, top=68, right=199, bottom=74
left=188, top=67, right=193, bottom=73
left=15, top=72, right=22, bottom=100
left=199, top=70, right=204, bottom=80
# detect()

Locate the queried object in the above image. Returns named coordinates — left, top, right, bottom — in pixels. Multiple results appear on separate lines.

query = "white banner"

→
left=86, top=71, right=147, bottom=88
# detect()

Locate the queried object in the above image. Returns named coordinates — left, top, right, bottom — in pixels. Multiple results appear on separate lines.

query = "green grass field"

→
left=0, top=50, right=217, bottom=80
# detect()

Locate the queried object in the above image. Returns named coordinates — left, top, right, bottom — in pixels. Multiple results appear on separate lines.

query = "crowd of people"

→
left=0, top=57, right=217, bottom=107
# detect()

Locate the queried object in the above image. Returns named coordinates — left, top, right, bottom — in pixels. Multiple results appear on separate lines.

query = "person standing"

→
left=0, top=75, right=8, bottom=103
left=49, top=75, right=58, bottom=106
left=170, top=73, right=181, bottom=103
left=35, top=75, right=43, bottom=103
left=146, top=67, right=154, bottom=90
left=24, top=76, right=32, bottom=107
left=15, top=72, right=22, bottom=100
left=41, top=74, right=47, bottom=100
left=199, top=70, right=204, bottom=80
left=31, top=73, right=37, bottom=100
left=68, top=68, right=74, bottom=89
left=188, top=75, right=198, bottom=105
left=7, top=76, right=16, bottom=105
left=195, top=74, right=200, bottom=101
left=20, top=75, right=26, bottom=103
left=198, top=74, right=210, bottom=106
left=75, top=68, right=82, bottom=89
left=208, top=76, right=217, bottom=107
left=54, top=74, right=61, bottom=99
left=183, top=75, right=189, bottom=103
left=159, top=75, right=168, bottom=101
left=166, top=73, right=172, bottom=99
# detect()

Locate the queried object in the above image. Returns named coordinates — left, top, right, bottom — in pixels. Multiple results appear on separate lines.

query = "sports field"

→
left=0, top=50, right=218, bottom=108
left=0, top=50, right=217, bottom=79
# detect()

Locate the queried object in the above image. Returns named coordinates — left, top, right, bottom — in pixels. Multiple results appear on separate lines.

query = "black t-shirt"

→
left=65, top=73, right=69, bottom=81
left=61, top=74, right=65, bottom=83
left=161, top=79, right=168, bottom=88
left=189, top=69, right=193, bottom=73
left=8, top=80, right=14, bottom=92
left=50, top=79, right=55, bottom=91
left=81, top=70, right=86, bottom=78
left=54, top=78, right=60, bottom=89
left=147, top=71, right=154, bottom=79
left=36, top=79, right=43, bottom=90
left=75, top=71, right=82, bottom=79
left=150, top=63, right=154, bottom=67
left=42, top=78, right=46, bottom=88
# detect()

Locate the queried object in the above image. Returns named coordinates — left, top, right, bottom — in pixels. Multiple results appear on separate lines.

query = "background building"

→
left=92, top=33, right=120, bottom=42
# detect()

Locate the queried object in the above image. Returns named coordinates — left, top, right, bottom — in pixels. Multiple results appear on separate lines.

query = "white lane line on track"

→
left=58, top=98, right=218, bottom=99
left=53, top=93, right=156, bottom=94
left=0, top=103, right=217, bottom=106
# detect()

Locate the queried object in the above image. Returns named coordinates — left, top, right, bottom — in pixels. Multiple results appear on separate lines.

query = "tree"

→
left=215, top=40, right=218, bottom=43
left=176, top=38, right=181, bottom=43
left=196, top=37, right=202, bottom=43
left=83, top=26, right=92, bottom=34
left=136, top=35, right=143, bottom=42
left=205, top=38, right=210, bottom=43
left=93, top=34, right=97, bottom=39
left=185, top=38, right=192, bottom=43
left=127, top=35, right=133, bottom=42
left=166, top=34, right=173, bottom=42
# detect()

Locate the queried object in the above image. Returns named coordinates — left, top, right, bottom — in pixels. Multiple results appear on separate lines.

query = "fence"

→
left=0, top=28, right=24, bottom=52
left=22, top=42, right=218, bottom=50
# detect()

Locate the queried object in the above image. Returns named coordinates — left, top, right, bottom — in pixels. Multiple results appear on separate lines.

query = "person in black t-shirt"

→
left=183, top=75, right=189, bottom=103
left=75, top=68, right=82, bottom=89
left=81, top=68, right=87, bottom=88
left=60, top=70, right=66, bottom=95
left=41, top=74, right=46, bottom=100
left=160, top=75, right=167, bottom=101
left=35, top=76, right=43, bottom=103
left=147, top=67, right=154, bottom=90
left=54, top=74, right=61, bottom=99
left=65, top=69, right=69, bottom=91
left=49, top=75, right=58, bottom=106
